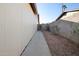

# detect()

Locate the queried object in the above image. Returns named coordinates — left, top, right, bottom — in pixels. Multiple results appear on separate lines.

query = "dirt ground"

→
left=43, top=31, right=79, bottom=56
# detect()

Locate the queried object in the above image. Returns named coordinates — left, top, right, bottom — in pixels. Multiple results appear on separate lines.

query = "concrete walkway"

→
left=22, top=31, right=51, bottom=56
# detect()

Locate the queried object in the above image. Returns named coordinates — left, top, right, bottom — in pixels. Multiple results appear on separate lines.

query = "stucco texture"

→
left=0, top=4, right=37, bottom=55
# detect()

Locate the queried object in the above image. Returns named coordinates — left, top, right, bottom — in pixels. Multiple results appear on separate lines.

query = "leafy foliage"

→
left=73, top=25, right=79, bottom=34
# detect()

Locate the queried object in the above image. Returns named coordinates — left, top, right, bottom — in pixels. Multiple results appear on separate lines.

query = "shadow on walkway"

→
left=22, top=31, right=51, bottom=56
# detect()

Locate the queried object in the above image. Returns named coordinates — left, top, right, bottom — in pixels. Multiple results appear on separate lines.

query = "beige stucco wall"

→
left=0, top=3, right=38, bottom=55
left=61, top=11, right=79, bottom=23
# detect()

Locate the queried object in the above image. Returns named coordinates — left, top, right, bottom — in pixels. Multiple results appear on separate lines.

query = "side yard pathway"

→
left=22, top=31, right=51, bottom=56
left=43, top=31, right=79, bottom=56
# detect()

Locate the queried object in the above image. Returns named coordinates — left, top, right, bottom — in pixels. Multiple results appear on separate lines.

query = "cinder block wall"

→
left=49, top=11, right=79, bottom=44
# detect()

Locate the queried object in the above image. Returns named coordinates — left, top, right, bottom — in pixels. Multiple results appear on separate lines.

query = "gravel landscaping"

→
left=43, top=31, right=79, bottom=56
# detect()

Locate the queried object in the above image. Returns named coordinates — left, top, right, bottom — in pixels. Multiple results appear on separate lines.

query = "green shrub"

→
left=73, top=25, right=79, bottom=34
